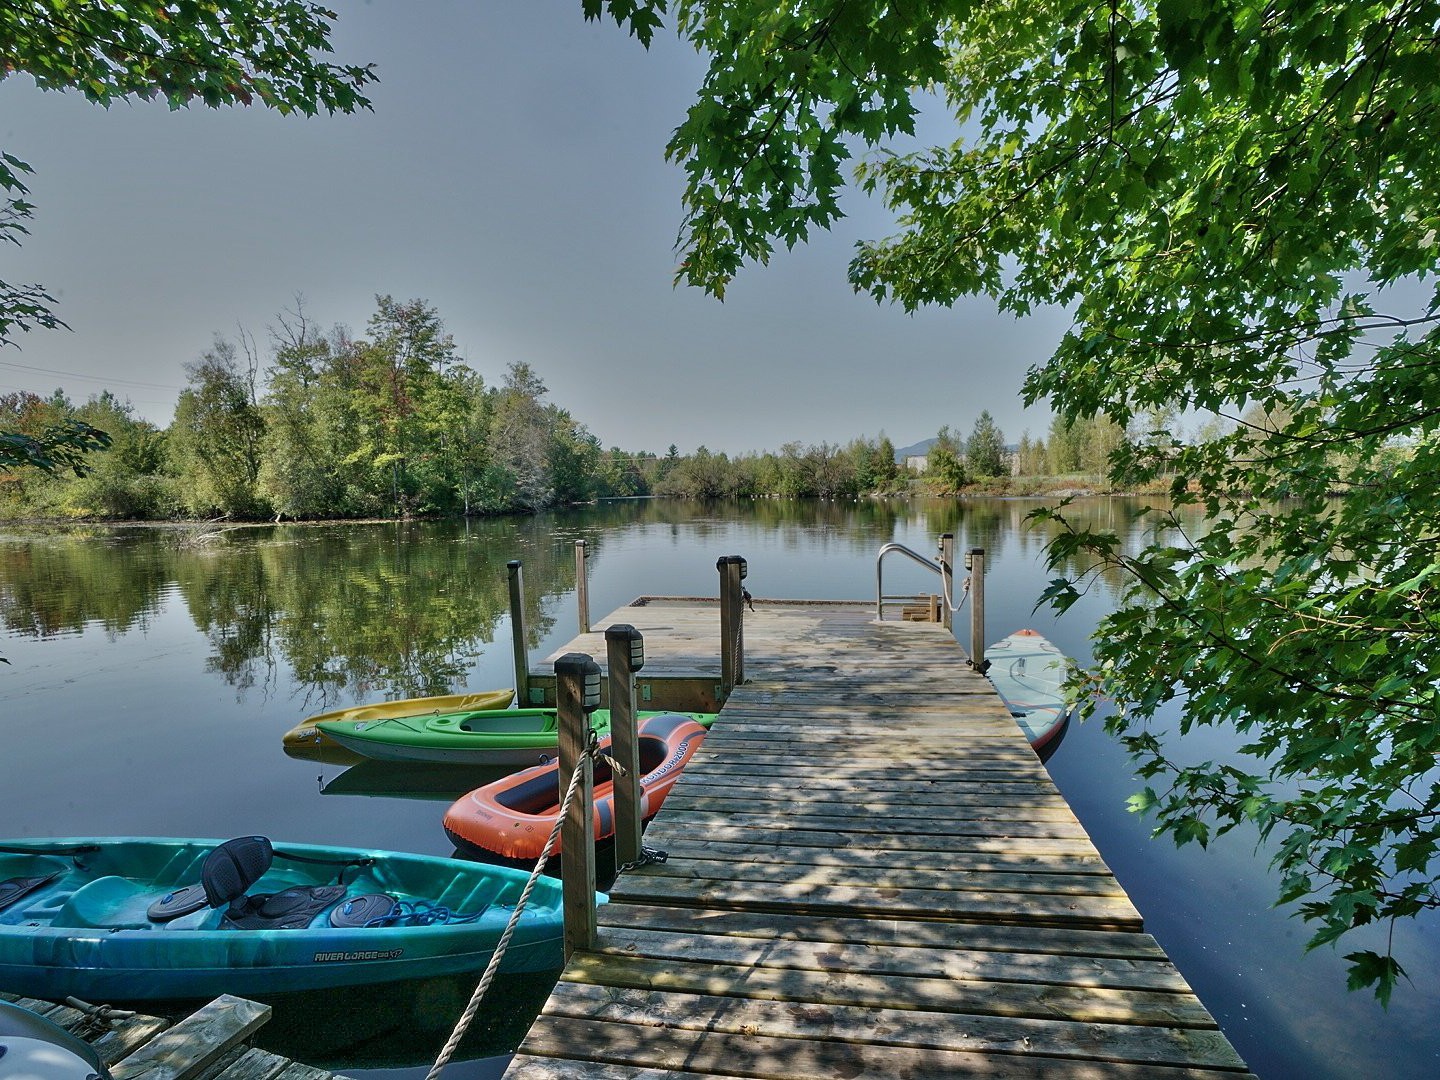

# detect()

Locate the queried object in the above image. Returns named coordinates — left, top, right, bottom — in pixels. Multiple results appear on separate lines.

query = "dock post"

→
left=555, top=652, right=600, bottom=957
left=717, top=555, right=747, bottom=696
left=967, top=547, right=987, bottom=671
left=606, top=624, right=645, bottom=870
left=575, top=539, right=590, bottom=634
left=938, top=533, right=956, bottom=630
left=507, top=560, right=530, bottom=705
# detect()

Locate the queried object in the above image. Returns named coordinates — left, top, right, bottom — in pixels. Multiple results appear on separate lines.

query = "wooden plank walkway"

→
left=526, top=597, right=886, bottom=711
left=2, top=991, right=351, bottom=1079
left=507, top=599, right=1255, bottom=1078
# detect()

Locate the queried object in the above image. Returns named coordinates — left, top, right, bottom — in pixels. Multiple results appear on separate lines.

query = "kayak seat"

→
left=203, top=836, right=276, bottom=907
left=221, top=883, right=348, bottom=930
left=148, top=836, right=276, bottom=922
left=196, top=836, right=349, bottom=931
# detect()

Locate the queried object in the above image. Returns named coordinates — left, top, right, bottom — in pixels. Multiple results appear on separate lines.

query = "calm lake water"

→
left=1, top=497, right=1436, bottom=1079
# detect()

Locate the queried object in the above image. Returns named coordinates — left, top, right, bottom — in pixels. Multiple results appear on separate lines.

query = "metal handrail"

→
left=875, top=542, right=962, bottom=620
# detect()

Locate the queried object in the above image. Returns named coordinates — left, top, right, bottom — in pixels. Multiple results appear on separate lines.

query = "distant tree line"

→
left=3, top=297, right=612, bottom=520
left=0, top=296, right=906, bottom=520
left=645, top=436, right=900, bottom=500
left=899, top=408, right=1178, bottom=494
left=1, top=295, right=1203, bottom=520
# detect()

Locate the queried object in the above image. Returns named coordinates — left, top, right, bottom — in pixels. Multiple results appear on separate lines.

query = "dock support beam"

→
left=967, top=547, right=987, bottom=672
left=507, top=560, right=530, bottom=705
left=606, top=624, right=645, bottom=870
left=575, top=539, right=590, bottom=635
left=717, top=555, right=747, bottom=697
left=938, top=533, right=956, bottom=631
left=555, top=652, right=600, bottom=957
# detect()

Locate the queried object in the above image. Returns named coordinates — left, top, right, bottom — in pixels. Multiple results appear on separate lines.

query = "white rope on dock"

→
left=425, top=734, right=596, bottom=1080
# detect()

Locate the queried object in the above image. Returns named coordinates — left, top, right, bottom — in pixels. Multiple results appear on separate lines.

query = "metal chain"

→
left=726, top=587, right=746, bottom=690
left=425, top=733, right=597, bottom=1080
left=615, top=845, right=669, bottom=877
left=64, top=996, right=135, bottom=1039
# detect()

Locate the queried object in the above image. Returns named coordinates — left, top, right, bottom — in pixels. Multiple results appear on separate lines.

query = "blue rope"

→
left=363, top=899, right=491, bottom=928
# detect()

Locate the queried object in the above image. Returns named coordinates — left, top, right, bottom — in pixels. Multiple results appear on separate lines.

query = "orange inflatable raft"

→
left=443, top=712, right=708, bottom=864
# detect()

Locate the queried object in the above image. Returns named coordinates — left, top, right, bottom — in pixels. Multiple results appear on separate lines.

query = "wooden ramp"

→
left=506, top=601, right=1254, bottom=1078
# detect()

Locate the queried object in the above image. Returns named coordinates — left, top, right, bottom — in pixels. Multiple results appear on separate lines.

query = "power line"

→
left=0, top=358, right=182, bottom=392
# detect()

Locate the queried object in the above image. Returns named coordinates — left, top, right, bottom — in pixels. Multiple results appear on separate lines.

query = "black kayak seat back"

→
left=203, top=836, right=275, bottom=908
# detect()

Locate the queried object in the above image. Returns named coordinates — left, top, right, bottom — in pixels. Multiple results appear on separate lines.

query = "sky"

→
left=0, top=0, right=1070, bottom=457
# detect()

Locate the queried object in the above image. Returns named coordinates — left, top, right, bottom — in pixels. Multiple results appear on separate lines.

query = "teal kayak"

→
left=0, top=835, right=580, bottom=1000
left=316, top=707, right=716, bottom=766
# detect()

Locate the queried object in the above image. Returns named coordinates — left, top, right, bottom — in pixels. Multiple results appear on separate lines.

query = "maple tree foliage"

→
left=592, top=0, right=1440, bottom=1002
left=0, top=1, right=375, bottom=466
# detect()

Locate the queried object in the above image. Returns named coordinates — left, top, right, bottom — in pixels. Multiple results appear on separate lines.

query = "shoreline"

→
left=0, top=482, right=1162, bottom=529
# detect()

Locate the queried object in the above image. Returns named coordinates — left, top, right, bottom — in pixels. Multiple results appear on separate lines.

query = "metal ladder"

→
left=875, top=534, right=988, bottom=670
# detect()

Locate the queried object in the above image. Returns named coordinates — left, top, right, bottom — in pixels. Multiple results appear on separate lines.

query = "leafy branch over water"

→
left=595, top=0, right=1440, bottom=999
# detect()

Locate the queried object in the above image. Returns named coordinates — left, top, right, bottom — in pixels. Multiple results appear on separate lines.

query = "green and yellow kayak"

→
left=282, top=688, right=515, bottom=760
left=316, top=708, right=716, bottom=766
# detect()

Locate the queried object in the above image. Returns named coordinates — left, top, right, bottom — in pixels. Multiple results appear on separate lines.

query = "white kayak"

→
left=986, top=628, right=1073, bottom=757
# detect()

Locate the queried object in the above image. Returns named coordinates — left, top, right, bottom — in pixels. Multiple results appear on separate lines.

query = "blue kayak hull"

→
left=0, top=933, right=563, bottom=1000
left=0, top=837, right=574, bottom=1000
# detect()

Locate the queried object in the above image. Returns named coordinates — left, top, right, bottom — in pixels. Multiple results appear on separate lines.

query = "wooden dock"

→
left=505, top=598, right=1255, bottom=1077
left=2, top=991, right=350, bottom=1079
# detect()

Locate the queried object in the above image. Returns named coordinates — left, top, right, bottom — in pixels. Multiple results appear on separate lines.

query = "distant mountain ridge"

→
left=892, top=436, right=1020, bottom=464
left=892, top=438, right=936, bottom=463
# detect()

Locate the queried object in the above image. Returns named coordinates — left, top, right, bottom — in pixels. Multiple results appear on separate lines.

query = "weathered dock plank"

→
left=603, top=874, right=1142, bottom=929
left=617, top=837, right=1115, bottom=875
left=651, top=807, right=1098, bottom=841
left=206, top=1048, right=287, bottom=1080
left=541, top=982, right=1249, bottom=1068
left=517, top=1015, right=1253, bottom=1079
left=664, top=788, right=1082, bottom=816
left=588, top=924, right=1191, bottom=993
left=111, top=995, right=270, bottom=1080
left=211, top=1047, right=348, bottom=1080
left=676, top=764, right=1061, bottom=787
left=506, top=599, right=1252, bottom=1078
left=94, top=1019, right=175, bottom=1065
left=635, top=856, right=1128, bottom=897
left=596, top=903, right=1171, bottom=961
left=2, top=990, right=353, bottom=1079
left=622, top=818, right=1107, bottom=857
